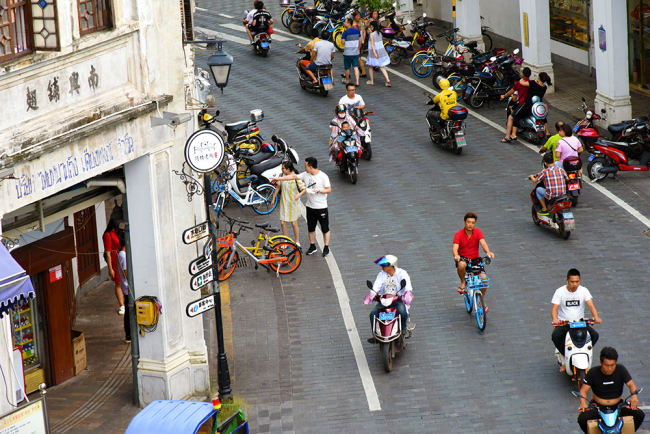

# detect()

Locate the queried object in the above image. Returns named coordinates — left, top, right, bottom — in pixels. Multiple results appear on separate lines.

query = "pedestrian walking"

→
left=271, top=161, right=306, bottom=247
left=341, top=18, right=361, bottom=87
left=271, top=157, right=332, bottom=257
left=352, top=11, right=367, bottom=79
left=116, top=232, right=131, bottom=343
left=102, top=218, right=125, bottom=315
left=365, top=21, right=391, bottom=86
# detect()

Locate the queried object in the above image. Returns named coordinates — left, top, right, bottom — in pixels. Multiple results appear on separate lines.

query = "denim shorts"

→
left=343, top=55, right=359, bottom=70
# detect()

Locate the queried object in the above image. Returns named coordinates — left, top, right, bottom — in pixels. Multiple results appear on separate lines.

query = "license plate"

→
left=387, top=46, right=393, bottom=52
left=455, top=135, right=466, bottom=147
left=568, top=183, right=579, bottom=190
left=379, top=312, right=395, bottom=321
left=563, top=212, right=574, bottom=219
left=322, top=77, right=332, bottom=84
left=465, top=87, right=473, bottom=95
left=588, top=154, right=595, bottom=161
left=346, top=146, right=357, bottom=153
left=573, top=124, right=580, bottom=133
left=570, top=321, right=586, bottom=328
left=261, top=42, right=269, bottom=48
left=323, top=84, right=333, bottom=90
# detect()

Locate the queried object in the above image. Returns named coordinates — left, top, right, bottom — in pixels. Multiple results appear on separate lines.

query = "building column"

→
left=456, top=0, right=484, bottom=52
left=124, top=143, right=210, bottom=407
left=519, top=0, right=555, bottom=93
left=592, top=0, right=632, bottom=125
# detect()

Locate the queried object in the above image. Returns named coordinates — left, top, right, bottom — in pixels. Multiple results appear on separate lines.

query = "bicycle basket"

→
left=218, top=234, right=233, bottom=248
left=465, top=275, right=490, bottom=290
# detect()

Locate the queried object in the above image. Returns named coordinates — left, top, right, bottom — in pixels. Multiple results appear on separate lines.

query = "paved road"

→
left=195, top=3, right=650, bottom=433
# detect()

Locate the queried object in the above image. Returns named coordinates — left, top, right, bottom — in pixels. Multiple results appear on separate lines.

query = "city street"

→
left=196, top=2, right=650, bottom=433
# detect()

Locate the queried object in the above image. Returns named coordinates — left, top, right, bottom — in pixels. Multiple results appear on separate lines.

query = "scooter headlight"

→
left=358, top=120, right=367, bottom=129
left=380, top=298, right=392, bottom=307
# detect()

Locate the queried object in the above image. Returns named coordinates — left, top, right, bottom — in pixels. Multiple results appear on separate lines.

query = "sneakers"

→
left=306, top=245, right=318, bottom=255
left=296, top=242, right=301, bottom=250
left=322, top=246, right=330, bottom=257
left=539, top=209, right=550, bottom=216
left=118, top=306, right=125, bottom=315
left=125, top=337, right=131, bottom=343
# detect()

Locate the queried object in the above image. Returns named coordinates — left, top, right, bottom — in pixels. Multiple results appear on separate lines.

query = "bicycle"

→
left=280, top=1, right=308, bottom=29
left=210, top=167, right=279, bottom=216
left=480, top=16, right=493, bottom=52
left=461, top=255, right=491, bottom=331
left=215, top=211, right=301, bottom=281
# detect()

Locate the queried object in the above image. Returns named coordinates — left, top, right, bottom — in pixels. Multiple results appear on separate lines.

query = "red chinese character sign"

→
left=184, top=129, right=225, bottom=173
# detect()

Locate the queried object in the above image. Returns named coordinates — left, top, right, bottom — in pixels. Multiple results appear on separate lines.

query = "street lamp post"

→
left=203, top=40, right=233, bottom=397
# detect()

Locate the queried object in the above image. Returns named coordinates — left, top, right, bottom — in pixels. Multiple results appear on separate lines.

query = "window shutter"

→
left=180, top=0, right=193, bottom=41
left=31, top=0, right=59, bottom=50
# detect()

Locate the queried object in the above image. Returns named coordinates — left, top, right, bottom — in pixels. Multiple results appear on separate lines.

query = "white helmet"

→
left=375, top=255, right=398, bottom=267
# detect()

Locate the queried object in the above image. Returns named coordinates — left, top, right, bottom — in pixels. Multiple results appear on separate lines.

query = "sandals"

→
left=500, top=138, right=512, bottom=143
left=385, top=82, right=392, bottom=87
left=366, top=80, right=374, bottom=85
left=457, top=286, right=466, bottom=294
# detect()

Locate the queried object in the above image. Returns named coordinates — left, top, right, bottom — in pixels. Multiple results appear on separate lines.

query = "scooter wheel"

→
left=531, top=204, right=541, bottom=226
left=587, top=157, right=608, bottom=182
left=381, top=342, right=393, bottom=373
left=362, top=144, right=372, bottom=161
left=453, top=146, right=463, bottom=155
left=570, top=196, right=579, bottom=207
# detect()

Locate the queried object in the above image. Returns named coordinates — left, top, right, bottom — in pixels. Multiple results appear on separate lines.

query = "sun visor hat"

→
left=375, top=255, right=398, bottom=267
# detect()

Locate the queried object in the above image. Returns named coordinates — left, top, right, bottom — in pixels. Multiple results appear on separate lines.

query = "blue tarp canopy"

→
left=0, top=244, right=36, bottom=318
left=125, top=400, right=217, bottom=434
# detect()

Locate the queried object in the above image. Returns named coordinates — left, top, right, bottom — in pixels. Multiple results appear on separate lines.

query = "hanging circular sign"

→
left=184, top=129, right=225, bottom=173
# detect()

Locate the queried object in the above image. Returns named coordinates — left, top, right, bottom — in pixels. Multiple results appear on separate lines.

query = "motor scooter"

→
left=563, top=157, right=583, bottom=207
left=583, top=134, right=650, bottom=182
left=573, top=97, right=607, bottom=140
left=350, top=108, right=373, bottom=160
left=530, top=182, right=575, bottom=240
left=554, top=319, right=596, bottom=388
left=507, top=95, right=548, bottom=145
left=366, top=279, right=414, bottom=373
left=295, top=44, right=334, bottom=97
left=424, top=92, right=468, bottom=155
left=329, top=121, right=360, bottom=184
left=571, top=388, right=642, bottom=434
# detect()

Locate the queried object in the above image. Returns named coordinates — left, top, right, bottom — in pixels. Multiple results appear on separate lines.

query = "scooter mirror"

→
left=296, top=43, right=302, bottom=48
left=400, top=279, right=407, bottom=289
left=423, top=13, right=427, bottom=17
left=490, top=56, right=496, bottom=61
left=330, top=120, right=338, bottom=126
left=367, top=280, right=373, bottom=289
left=633, top=388, right=643, bottom=395
left=571, top=391, right=586, bottom=399
left=513, top=48, right=519, bottom=55
left=484, top=256, right=492, bottom=265
left=601, top=109, right=606, bottom=114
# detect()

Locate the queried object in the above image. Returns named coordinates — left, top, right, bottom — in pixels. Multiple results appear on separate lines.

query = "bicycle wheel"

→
left=447, top=75, right=467, bottom=101
left=281, top=8, right=292, bottom=28
left=411, top=54, right=433, bottom=78
left=251, top=184, right=278, bottom=215
left=463, top=291, right=471, bottom=314
left=289, top=19, right=304, bottom=34
left=333, top=26, right=345, bottom=52
left=482, top=32, right=493, bottom=52
left=474, top=292, right=486, bottom=331
left=268, top=241, right=302, bottom=273
left=216, top=247, right=238, bottom=281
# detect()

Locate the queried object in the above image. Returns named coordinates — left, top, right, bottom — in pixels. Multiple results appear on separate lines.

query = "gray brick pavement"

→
left=197, top=1, right=650, bottom=432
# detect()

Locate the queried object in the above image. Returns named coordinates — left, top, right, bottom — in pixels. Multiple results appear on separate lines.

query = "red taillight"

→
left=454, top=122, right=461, bottom=128
left=251, top=126, right=259, bottom=132
left=261, top=35, right=267, bottom=41
left=569, top=173, right=575, bottom=179
left=322, top=69, right=329, bottom=74
left=536, top=120, right=542, bottom=125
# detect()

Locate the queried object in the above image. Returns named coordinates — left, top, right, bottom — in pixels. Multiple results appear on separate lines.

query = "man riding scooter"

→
left=247, top=1, right=273, bottom=44
left=363, top=255, right=413, bottom=344
left=426, top=78, right=457, bottom=137
left=528, top=152, right=568, bottom=216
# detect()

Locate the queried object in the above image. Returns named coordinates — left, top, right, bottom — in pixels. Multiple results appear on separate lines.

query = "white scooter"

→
left=554, top=319, right=596, bottom=389
left=351, top=108, right=373, bottom=161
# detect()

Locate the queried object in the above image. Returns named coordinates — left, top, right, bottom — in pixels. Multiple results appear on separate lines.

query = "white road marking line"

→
left=380, top=62, right=650, bottom=230
left=299, top=204, right=382, bottom=412
left=196, top=6, right=208, bottom=11
left=219, top=23, right=293, bottom=42
left=195, top=26, right=250, bottom=46
left=219, top=13, right=234, bottom=18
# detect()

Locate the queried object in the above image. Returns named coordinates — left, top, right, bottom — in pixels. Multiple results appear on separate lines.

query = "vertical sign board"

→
left=598, top=25, right=606, bottom=52
left=523, top=12, right=529, bottom=47
left=0, top=399, right=47, bottom=434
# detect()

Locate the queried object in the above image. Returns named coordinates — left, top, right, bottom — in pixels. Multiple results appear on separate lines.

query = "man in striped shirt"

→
left=341, top=18, right=362, bottom=87
left=528, top=152, right=568, bottom=215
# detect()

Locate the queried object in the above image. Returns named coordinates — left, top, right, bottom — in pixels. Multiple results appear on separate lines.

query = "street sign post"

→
left=182, top=221, right=209, bottom=244
left=189, top=254, right=213, bottom=276
left=190, top=268, right=214, bottom=291
left=186, top=294, right=216, bottom=318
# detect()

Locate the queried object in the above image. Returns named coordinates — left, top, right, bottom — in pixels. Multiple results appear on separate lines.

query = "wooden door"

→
left=42, top=264, right=74, bottom=385
left=74, top=206, right=99, bottom=285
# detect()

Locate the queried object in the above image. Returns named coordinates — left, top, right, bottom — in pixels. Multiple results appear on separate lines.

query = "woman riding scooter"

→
left=329, top=104, right=362, bottom=161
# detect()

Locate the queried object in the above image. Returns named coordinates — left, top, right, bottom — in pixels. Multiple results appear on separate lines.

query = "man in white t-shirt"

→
left=271, top=157, right=332, bottom=257
left=116, top=233, right=131, bottom=343
left=301, top=32, right=336, bottom=85
left=339, top=83, right=365, bottom=114
left=243, top=0, right=258, bottom=42
left=551, top=268, right=602, bottom=372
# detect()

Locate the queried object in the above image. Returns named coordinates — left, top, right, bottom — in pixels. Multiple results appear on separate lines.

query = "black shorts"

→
left=455, top=256, right=485, bottom=273
left=306, top=206, right=329, bottom=233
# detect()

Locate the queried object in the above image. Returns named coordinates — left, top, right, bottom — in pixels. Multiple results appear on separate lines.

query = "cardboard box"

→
left=587, top=416, right=634, bottom=434
left=71, top=330, right=86, bottom=375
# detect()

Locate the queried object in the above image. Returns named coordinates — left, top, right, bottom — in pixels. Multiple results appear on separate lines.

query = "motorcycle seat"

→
left=225, top=120, right=250, bottom=132
left=548, top=194, right=571, bottom=205
left=636, top=116, right=649, bottom=123
left=255, top=222, right=270, bottom=228
left=597, top=139, right=631, bottom=150
left=607, top=122, right=633, bottom=135
left=243, top=151, right=274, bottom=166
left=250, top=156, right=283, bottom=175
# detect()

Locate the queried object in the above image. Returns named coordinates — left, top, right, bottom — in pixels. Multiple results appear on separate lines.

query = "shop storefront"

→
left=628, top=0, right=650, bottom=83
left=549, top=0, right=590, bottom=50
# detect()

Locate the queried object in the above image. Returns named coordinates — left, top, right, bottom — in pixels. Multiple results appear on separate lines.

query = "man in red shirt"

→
left=452, top=213, right=495, bottom=309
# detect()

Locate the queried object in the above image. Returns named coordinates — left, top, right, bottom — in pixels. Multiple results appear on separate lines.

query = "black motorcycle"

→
left=330, top=121, right=360, bottom=184
left=295, top=43, right=334, bottom=97
left=424, top=92, right=468, bottom=155
left=463, top=48, right=522, bottom=109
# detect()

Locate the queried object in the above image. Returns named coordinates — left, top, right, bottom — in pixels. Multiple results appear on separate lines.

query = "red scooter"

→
left=573, top=97, right=607, bottom=141
left=579, top=129, right=650, bottom=181
left=366, top=279, right=413, bottom=373
left=530, top=183, right=575, bottom=240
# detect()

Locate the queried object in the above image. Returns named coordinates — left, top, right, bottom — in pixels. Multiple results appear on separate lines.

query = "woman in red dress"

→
left=102, top=219, right=124, bottom=314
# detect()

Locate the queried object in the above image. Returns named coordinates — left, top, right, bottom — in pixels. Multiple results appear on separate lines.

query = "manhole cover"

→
left=644, top=229, right=650, bottom=237
left=367, top=240, right=410, bottom=255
